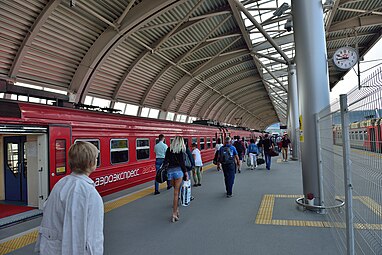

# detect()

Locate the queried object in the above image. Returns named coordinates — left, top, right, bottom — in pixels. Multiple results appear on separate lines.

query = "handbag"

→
left=155, top=163, right=168, bottom=183
left=256, top=157, right=265, bottom=165
left=269, top=149, right=279, bottom=157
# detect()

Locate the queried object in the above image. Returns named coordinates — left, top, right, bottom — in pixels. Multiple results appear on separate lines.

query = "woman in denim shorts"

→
left=164, top=136, right=188, bottom=222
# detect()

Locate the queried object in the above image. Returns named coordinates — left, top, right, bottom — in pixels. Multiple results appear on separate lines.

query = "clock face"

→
left=333, top=47, right=358, bottom=70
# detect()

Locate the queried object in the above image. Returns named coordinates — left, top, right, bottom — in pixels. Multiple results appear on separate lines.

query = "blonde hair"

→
left=69, top=141, right=99, bottom=174
left=170, top=136, right=186, bottom=154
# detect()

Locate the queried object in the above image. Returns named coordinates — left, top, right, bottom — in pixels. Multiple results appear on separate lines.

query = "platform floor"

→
left=0, top=156, right=339, bottom=255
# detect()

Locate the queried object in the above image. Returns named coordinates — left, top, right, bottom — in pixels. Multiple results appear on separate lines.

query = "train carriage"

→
left=0, top=100, right=260, bottom=211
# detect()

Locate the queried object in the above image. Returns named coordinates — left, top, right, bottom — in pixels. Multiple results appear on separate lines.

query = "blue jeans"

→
left=264, top=153, right=271, bottom=170
left=222, top=163, right=236, bottom=195
left=155, top=158, right=171, bottom=192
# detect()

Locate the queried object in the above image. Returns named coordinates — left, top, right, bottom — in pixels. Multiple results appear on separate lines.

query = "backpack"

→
left=219, top=146, right=234, bottom=164
left=234, top=141, right=244, bottom=154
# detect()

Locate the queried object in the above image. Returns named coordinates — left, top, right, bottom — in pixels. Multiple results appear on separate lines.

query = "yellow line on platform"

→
left=0, top=164, right=215, bottom=255
left=255, top=194, right=382, bottom=230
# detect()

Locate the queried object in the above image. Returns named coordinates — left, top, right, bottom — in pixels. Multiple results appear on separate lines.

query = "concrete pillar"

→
left=288, top=64, right=299, bottom=160
left=292, top=0, right=330, bottom=205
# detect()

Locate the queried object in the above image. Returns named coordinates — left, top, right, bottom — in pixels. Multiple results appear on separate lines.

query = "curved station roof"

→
left=0, top=0, right=381, bottom=129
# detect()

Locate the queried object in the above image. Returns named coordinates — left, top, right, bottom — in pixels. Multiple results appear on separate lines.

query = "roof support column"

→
left=287, top=64, right=299, bottom=161
left=292, top=0, right=330, bottom=206
left=137, top=107, right=143, bottom=117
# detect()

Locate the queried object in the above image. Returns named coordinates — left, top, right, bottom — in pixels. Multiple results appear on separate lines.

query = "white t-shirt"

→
left=192, top=148, right=203, bottom=167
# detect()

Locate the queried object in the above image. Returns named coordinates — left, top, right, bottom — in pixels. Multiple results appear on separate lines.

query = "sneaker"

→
left=193, top=184, right=198, bottom=187
left=197, top=183, right=201, bottom=186
left=154, top=191, right=160, bottom=195
left=226, top=194, right=232, bottom=198
left=167, top=186, right=172, bottom=190
left=238, top=169, right=241, bottom=173
left=190, top=196, right=195, bottom=201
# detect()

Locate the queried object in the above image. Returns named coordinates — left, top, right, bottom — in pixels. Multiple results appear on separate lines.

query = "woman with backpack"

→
left=247, top=138, right=259, bottom=170
left=163, top=136, right=189, bottom=222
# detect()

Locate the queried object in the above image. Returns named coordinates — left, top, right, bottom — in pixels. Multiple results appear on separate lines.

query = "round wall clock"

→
left=332, top=46, right=358, bottom=70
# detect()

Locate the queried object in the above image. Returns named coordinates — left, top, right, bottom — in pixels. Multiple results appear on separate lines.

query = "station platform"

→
left=0, top=156, right=339, bottom=255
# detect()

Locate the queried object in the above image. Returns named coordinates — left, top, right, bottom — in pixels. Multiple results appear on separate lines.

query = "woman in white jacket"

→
left=35, top=141, right=103, bottom=255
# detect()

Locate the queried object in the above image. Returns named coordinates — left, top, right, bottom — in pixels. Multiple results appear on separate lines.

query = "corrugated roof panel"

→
left=214, top=69, right=257, bottom=91
left=145, top=68, right=185, bottom=108
left=335, top=0, right=381, bottom=23
left=186, top=37, right=238, bottom=63
left=205, top=64, right=253, bottom=86
left=198, top=53, right=251, bottom=79
left=189, top=89, right=215, bottom=116
left=0, top=0, right=47, bottom=75
left=167, top=78, right=198, bottom=112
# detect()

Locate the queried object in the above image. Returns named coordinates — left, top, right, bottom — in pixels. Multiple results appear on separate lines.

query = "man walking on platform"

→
left=281, top=134, right=291, bottom=161
left=262, top=134, right=274, bottom=170
left=154, top=134, right=171, bottom=194
left=218, top=137, right=239, bottom=198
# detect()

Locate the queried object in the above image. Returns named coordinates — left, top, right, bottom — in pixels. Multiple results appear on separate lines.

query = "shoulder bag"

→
left=155, top=163, right=169, bottom=183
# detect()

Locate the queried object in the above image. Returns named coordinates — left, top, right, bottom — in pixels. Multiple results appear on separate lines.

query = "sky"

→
left=329, top=39, right=382, bottom=102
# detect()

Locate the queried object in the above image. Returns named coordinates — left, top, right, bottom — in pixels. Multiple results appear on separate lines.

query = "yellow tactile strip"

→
left=255, top=194, right=382, bottom=230
left=0, top=230, right=38, bottom=254
left=0, top=164, right=215, bottom=255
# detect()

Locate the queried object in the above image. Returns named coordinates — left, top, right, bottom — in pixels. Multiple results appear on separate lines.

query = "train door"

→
left=49, top=125, right=71, bottom=190
left=369, top=127, right=376, bottom=152
left=4, top=136, right=27, bottom=202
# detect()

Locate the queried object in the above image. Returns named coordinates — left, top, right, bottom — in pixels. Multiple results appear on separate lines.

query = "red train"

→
left=0, top=100, right=260, bottom=210
left=333, top=118, right=382, bottom=152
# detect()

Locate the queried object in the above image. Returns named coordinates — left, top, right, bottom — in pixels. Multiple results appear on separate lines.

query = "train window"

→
left=110, top=139, right=129, bottom=164
left=184, top=138, right=189, bottom=147
left=212, top=137, right=216, bottom=148
left=74, top=139, right=100, bottom=167
left=136, top=138, right=150, bottom=160
left=55, top=139, right=66, bottom=175
left=364, top=131, right=368, bottom=140
left=155, top=138, right=159, bottom=144
left=206, top=137, right=211, bottom=149
left=200, top=138, right=205, bottom=150
left=192, top=137, right=197, bottom=146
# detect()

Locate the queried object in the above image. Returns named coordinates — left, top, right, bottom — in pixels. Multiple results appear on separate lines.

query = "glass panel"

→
left=207, top=137, right=211, bottom=149
left=192, top=137, right=197, bottom=145
left=212, top=137, right=217, bottom=148
left=110, top=139, right=129, bottom=164
left=200, top=138, right=205, bottom=150
left=136, top=138, right=150, bottom=160
left=55, top=140, right=66, bottom=175
left=7, top=143, right=19, bottom=174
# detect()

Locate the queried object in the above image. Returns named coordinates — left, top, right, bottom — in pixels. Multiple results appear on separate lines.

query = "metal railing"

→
left=317, top=67, right=382, bottom=255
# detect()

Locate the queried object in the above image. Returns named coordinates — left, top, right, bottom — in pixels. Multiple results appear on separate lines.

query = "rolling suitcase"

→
left=180, top=180, right=191, bottom=206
